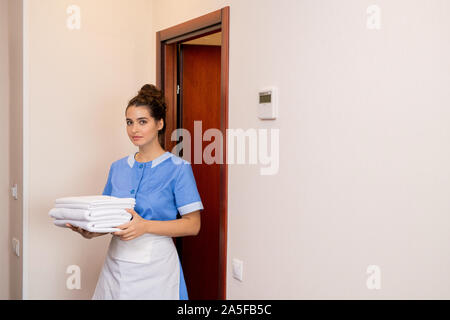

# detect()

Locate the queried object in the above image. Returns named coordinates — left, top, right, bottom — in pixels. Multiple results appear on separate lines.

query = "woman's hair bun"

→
left=138, top=84, right=162, bottom=99
left=128, top=84, right=167, bottom=113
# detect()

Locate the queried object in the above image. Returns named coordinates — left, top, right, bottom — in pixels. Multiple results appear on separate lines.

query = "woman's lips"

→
left=133, top=136, right=143, bottom=140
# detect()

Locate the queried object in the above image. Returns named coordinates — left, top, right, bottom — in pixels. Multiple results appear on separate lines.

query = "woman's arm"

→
left=146, top=211, right=201, bottom=237
left=113, top=209, right=201, bottom=241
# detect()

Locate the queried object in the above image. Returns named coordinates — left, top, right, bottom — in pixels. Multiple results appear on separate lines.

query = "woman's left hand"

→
left=112, top=209, right=148, bottom=241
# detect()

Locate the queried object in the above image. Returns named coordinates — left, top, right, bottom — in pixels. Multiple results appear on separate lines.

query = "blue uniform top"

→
left=102, top=151, right=204, bottom=220
left=101, top=151, right=203, bottom=300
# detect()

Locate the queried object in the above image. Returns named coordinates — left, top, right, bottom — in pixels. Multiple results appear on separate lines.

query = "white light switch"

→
left=11, top=184, right=18, bottom=200
left=12, top=238, right=20, bottom=257
left=232, top=258, right=243, bottom=282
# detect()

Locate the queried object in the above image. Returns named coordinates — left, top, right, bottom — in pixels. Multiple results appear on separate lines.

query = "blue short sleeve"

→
left=174, top=162, right=204, bottom=215
left=102, top=164, right=113, bottom=196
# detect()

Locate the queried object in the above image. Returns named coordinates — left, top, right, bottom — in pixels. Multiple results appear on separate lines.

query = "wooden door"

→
left=180, top=44, right=221, bottom=299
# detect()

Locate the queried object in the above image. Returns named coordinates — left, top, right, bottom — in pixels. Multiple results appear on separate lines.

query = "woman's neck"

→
left=136, top=141, right=165, bottom=162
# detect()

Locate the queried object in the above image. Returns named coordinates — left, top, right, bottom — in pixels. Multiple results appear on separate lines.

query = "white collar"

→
left=127, top=151, right=173, bottom=168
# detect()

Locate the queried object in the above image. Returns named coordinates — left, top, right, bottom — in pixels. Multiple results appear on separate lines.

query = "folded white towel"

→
left=51, top=195, right=135, bottom=233
left=53, top=203, right=134, bottom=210
left=49, top=207, right=132, bottom=222
left=55, top=195, right=135, bottom=207
left=54, top=218, right=130, bottom=233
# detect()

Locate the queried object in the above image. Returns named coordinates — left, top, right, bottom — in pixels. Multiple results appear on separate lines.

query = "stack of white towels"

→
left=49, top=195, right=135, bottom=233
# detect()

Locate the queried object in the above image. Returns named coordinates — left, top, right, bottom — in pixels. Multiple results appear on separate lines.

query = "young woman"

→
left=67, top=84, right=203, bottom=300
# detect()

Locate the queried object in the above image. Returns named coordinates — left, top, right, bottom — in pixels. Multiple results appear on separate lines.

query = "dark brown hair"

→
left=126, top=84, right=167, bottom=147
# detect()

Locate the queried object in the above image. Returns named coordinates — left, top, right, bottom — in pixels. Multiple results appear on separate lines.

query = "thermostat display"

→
left=258, top=87, right=277, bottom=120
left=259, top=92, right=272, bottom=104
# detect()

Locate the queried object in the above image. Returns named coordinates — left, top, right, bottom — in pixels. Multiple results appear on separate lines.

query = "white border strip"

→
left=22, top=0, right=29, bottom=300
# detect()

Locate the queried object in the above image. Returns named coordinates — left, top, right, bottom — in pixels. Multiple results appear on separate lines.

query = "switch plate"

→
left=12, top=238, right=20, bottom=257
left=11, top=184, right=18, bottom=200
left=232, top=258, right=243, bottom=282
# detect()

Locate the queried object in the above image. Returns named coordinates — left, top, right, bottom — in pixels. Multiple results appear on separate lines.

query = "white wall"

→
left=152, top=0, right=450, bottom=299
left=0, top=0, right=10, bottom=300
left=26, top=0, right=154, bottom=299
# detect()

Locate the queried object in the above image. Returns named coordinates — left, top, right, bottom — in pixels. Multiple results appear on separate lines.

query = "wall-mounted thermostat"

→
left=258, top=87, right=278, bottom=120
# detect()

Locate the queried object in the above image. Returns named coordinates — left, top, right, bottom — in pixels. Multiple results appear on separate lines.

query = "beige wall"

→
left=152, top=0, right=450, bottom=299
left=27, top=0, right=153, bottom=299
left=8, top=0, right=23, bottom=300
left=0, top=0, right=10, bottom=300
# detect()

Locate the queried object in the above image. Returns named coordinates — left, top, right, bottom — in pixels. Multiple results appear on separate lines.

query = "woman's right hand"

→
left=66, top=223, right=107, bottom=239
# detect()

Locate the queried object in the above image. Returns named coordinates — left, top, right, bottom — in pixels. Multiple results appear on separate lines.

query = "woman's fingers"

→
left=118, top=226, right=135, bottom=237
left=113, top=228, right=135, bottom=240
left=116, top=221, right=132, bottom=229
left=113, top=225, right=131, bottom=236
left=67, top=224, right=78, bottom=232
left=122, top=230, right=136, bottom=239
left=66, top=224, right=111, bottom=238
left=71, top=226, right=90, bottom=237
left=121, top=234, right=135, bottom=241
left=67, top=224, right=77, bottom=231
left=65, top=224, right=99, bottom=239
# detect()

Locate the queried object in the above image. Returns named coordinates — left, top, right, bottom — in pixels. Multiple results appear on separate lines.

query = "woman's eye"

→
left=126, top=120, right=146, bottom=125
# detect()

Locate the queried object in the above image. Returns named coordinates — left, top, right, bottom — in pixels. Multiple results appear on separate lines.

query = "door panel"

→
left=180, top=44, right=221, bottom=299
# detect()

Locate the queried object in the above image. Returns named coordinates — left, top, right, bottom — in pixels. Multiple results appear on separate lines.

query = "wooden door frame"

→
left=156, top=7, right=229, bottom=300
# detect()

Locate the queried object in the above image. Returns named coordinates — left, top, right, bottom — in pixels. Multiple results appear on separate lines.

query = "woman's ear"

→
left=157, top=119, right=164, bottom=131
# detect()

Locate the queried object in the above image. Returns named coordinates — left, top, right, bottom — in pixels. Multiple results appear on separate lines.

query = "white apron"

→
left=92, top=233, right=181, bottom=300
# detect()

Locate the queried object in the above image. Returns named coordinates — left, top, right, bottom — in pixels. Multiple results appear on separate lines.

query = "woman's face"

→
left=126, top=105, right=163, bottom=147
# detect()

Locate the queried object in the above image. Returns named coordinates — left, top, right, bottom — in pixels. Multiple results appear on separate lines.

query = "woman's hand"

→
left=66, top=224, right=106, bottom=239
left=112, top=209, right=148, bottom=241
